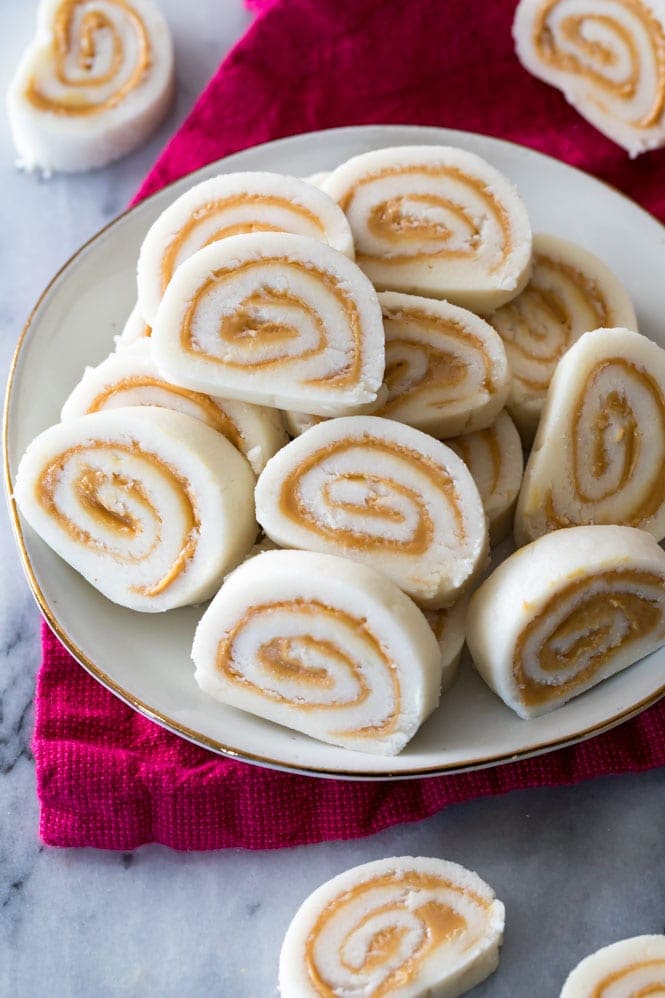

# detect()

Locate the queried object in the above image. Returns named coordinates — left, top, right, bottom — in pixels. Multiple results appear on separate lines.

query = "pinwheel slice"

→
left=425, top=595, right=469, bottom=693
left=7, top=0, right=174, bottom=173
left=14, top=407, right=258, bottom=611
left=491, top=233, right=638, bottom=443
left=560, top=935, right=665, bottom=997
left=60, top=341, right=288, bottom=474
left=192, top=550, right=443, bottom=755
left=114, top=303, right=151, bottom=351
left=137, top=171, right=355, bottom=325
left=515, top=327, right=665, bottom=546
left=466, top=525, right=665, bottom=718
left=278, top=856, right=505, bottom=997
left=151, top=232, right=385, bottom=417
left=255, top=415, right=488, bottom=608
left=322, top=144, right=532, bottom=312
left=514, top=0, right=665, bottom=157
left=377, top=292, right=511, bottom=438
left=447, top=411, right=524, bottom=545
left=282, top=410, right=325, bottom=437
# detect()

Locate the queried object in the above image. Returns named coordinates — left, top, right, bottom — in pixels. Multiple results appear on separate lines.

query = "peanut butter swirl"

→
left=592, top=958, right=665, bottom=996
left=278, top=435, right=466, bottom=553
left=532, top=0, right=665, bottom=129
left=304, top=870, right=491, bottom=997
left=26, top=0, right=151, bottom=117
left=215, top=599, right=400, bottom=737
left=380, top=307, right=497, bottom=416
left=339, top=164, right=512, bottom=269
left=35, top=441, right=199, bottom=596
left=179, top=258, right=364, bottom=388
left=544, top=357, right=665, bottom=530
left=513, top=569, right=665, bottom=706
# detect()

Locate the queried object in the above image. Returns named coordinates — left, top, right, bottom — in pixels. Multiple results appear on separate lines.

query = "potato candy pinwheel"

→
left=192, top=550, right=443, bottom=756
left=255, top=416, right=488, bottom=608
left=377, top=292, right=511, bottom=438
left=151, top=232, right=385, bottom=417
left=137, top=171, right=355, bottom=325
left=8, top=0, right=174, bottom=173
left=425, top=596, right=469, bottom=693
left=514, top=0, right=665, bottom=157
left=322, top=145, right=532, bottom=313
left=466, top=526, right=665, bottom=718
left=560, top=935, right=665, bottom=997
left=14, top=407, right=258, bottom=612
left=114, top=303, right=150, bottom=350
left=60, top=341, right=287, bottom=474
left=278, top=856, right=505, bottom=998
left=447, top=412, right=524, bottom=545
left=491, top=234, right=637, bottom=442
left=515, top=327, right=665, bottom=546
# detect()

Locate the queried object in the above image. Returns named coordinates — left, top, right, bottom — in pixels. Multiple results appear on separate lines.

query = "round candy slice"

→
left=137, top=171, right=355, bottom=325
left=14, top=407, right=257, bottom=611
left=7, top=0, right=174, bottom=173
left=491, top=233, right=637, bottom=443
left=425, top=595, right=469, bottom=693
left=322, top=144, right=532, bottom=312
left=515, top=327, right=665, bottom=546
left=378, top=291, right=511, bottom=438
left=60, top=341, right=287, bottom=474
left=514, top=0, right=665, bottom=157
left=151, top=232, right=385, bottom=417
left=447, top=411, right=524, bottom=545
left=255, top=415, right=488, bottom=608
left=114, top=303, right=151, bottom=351
left=466, top=525, right=665, bottom=718
left=278, top=856, right=505, bottom=997
left=192, top=550, right=443, bottom=755
left=560, top=935, right=665, bottom=997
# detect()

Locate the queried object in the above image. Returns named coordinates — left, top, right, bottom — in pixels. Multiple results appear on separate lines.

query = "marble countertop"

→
left=1, top=3, right=664, bottom=996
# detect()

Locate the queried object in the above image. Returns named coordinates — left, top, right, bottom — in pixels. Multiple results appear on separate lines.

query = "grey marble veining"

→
left=1, top=3, right=665, bottom=996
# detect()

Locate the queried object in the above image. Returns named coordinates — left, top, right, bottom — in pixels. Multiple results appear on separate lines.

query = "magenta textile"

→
left=35, top=0, right=665, bottom=850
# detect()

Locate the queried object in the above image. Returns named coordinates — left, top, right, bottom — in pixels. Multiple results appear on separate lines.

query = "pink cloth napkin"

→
left=35, top=0, right=665, bottom=851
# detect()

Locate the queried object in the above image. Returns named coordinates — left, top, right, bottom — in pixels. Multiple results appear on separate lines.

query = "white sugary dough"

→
left=282, top=410, right=325, bottom=437
left=278, top=856, right=505, bottom=997
left=514, top=0, right=665, bottom=157
left=60, top=341, right=288, bottom=474
left=14, top=407, right=258, bottom=611
left=7, top=0, right=174, bottom=173
left=151, top=232, right=386, bottom=417
left=192, top=550, right=444, bottom=755
left=425, top=595, right=468, bottom=693
left=491, top=233, right=637, bottom=443
left=560, top=935, right=665, bottom=997
left=322, top=144, right=532, bottom=313
left=303, top=171, right=332, bottom=187
left=515, top=327, right=665, bottom=546
left=378, top=292, right=511, bottom=438
left=255, top=415, right=489, bottom=608
left=466, top=525, right=665, bottom=718
left=137, top=171, right=355, bottom=325
left=447, top=411, right=524, bottom=545
left=114, top=303, right=151, bottom=350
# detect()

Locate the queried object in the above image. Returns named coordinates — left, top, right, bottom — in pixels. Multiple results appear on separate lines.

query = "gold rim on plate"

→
left=5, top=124, right=665, bottom=780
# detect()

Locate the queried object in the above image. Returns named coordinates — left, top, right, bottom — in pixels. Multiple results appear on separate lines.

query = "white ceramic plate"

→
left=6, top=125, right=665, bottom=779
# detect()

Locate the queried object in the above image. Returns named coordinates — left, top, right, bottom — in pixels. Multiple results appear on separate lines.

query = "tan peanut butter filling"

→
left=592, top=959, right=665, bottom=997
left=379, top=308, right=497, bottom=416
left=533, top=0, right=665, bottom=128
left=513, top=569, right=665, bottom=706
left=159, top=195, right=326, bottom=292
left=278, top=436, right=466, bottom=553
left=305, top=870, right=490, bottom=997
left=86, top=375, right=244, bottom=448
left=215, top=599, right=400, bottom=737
left=26, top=0, right=151, bottom=116
left=492, top=253, right=612, bottom=392
left=450, top=425, right=502, bottom=500
left=338, top=164, right=512, bottom=269
left=544, top=357, right=665, bottom=530
left=179, top=258, right=364, bottom=388
left=36, top=441, right=199, bottom=597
